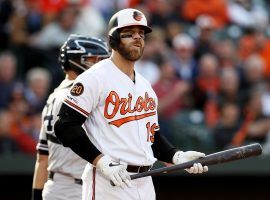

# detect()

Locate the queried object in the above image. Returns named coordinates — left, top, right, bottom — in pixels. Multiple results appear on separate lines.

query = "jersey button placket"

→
left=134, top=84, right=148, bottom=165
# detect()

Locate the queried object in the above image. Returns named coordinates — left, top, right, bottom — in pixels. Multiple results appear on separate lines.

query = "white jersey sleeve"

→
left=36, top=81, right=68, bottom=155
left=64, top=69, right=102, bottom=117
left=36, top=104, right=49, bottom=155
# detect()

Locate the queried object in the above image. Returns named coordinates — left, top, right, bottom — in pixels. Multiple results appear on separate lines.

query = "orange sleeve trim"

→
left=64, top=99, right=90, bottom=117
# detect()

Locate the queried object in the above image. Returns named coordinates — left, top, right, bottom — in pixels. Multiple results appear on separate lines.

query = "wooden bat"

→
left=130, top=143, right=262, bottom=180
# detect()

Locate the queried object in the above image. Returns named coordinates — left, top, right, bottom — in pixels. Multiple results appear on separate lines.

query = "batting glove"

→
left=172, top=151, right=208, bottom=174
left=96, top=155, right=132, bottom=188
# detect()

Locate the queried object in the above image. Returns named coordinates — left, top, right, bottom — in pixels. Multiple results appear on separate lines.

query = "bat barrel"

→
left=199, top=143, right=263, bottom=166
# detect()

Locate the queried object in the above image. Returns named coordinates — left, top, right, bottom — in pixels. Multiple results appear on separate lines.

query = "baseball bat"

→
left=130, top=143, right=262, bottom=180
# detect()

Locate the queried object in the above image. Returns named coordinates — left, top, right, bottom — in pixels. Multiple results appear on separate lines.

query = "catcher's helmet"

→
left=59, top=34, right=110, bottom=74
left=108, top=8, right=152, bottom=49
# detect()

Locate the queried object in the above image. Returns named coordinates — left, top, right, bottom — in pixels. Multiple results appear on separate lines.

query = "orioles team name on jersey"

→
left=104, top=91, right=157, bottom=127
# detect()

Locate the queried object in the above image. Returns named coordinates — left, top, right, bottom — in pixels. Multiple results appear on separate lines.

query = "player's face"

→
left=118, top=26, right=145, bottom=61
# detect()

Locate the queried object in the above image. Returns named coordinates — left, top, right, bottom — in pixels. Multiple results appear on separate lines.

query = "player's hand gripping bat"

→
left=110, top=143, right=262, bottom=185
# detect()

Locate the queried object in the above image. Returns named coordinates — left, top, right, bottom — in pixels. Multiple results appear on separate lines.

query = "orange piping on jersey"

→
left=92, top=167, right=96, bottom=200
left=64, top=99, right=90, bottom=116
left=109, top=111, right=156, bottom=127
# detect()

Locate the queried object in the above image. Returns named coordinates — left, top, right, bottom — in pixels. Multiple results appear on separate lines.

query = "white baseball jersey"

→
left=37, top=78, right=87, bottom=179
left=63, top=59, right=159, bottom=166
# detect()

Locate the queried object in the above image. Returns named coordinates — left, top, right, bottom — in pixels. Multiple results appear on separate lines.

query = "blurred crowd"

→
left=1, top=0, right=270, bottom=156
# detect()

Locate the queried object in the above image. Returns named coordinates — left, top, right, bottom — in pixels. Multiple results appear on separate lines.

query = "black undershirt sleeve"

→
left=54, top=103, right=101, bottom=164
left=31, top=188, right=42, bottom=200
left=151, top=130, right=179, bottom=163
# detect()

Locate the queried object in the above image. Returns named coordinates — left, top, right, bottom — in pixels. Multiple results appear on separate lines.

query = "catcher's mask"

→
left=59, top=34, right=110, bottom=74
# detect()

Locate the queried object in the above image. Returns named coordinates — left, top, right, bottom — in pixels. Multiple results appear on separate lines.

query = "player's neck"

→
left=66, top=70, right=78, bottom=80
left=110, top=52, right=135, bottom=81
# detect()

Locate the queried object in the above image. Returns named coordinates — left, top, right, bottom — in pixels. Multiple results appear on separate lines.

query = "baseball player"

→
left=54, top=8, right=208, bottom=200
left=31, top=34, right=110, bottom=200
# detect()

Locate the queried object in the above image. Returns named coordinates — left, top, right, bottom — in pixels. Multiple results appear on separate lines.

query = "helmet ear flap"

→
left=109, top=36, right=117, bottom=49
left=109, top=31, right=120, bottom=50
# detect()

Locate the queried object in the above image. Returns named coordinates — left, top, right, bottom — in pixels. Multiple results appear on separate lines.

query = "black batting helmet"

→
left=59, top=34, right=110, bottom=74
left=108, top=8, right=152, bottom=49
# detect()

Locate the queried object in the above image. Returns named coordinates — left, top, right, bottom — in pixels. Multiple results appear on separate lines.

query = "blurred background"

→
left=0, top=0, right=270, bottom=199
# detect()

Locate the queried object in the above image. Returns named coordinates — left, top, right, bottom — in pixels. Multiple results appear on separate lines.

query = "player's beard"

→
left=118, top=41, right=144, bottom=61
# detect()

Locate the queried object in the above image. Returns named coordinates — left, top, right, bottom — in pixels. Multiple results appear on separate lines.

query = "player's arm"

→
left=32, top=152, right=48, bottom=200
left=54, top=103, right=102, bottom=163
left=32, top=116, right=49, bottom=200
left=151, top=130, right=179, bottom=163
left=55, top=104, right=132, bottom=187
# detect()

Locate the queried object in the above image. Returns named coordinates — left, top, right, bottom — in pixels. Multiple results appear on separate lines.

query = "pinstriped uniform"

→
left=37, top=79, right=87, bottom=200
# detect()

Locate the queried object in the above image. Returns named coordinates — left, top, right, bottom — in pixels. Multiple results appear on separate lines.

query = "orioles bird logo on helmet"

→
left=133, top=11, right=142, bottom=21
